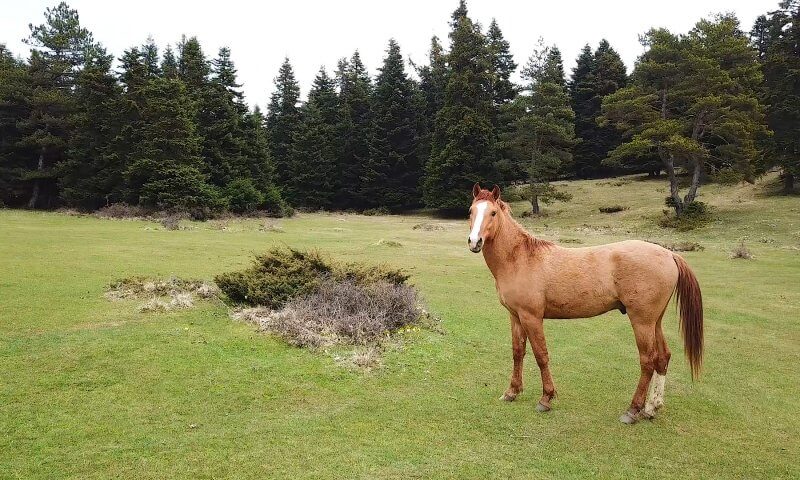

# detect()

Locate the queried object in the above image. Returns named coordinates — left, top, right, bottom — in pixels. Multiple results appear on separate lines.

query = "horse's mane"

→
left=474, top=190, right=554, bottom=252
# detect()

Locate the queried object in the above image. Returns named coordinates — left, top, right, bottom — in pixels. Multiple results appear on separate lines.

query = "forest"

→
left=0, top=1, right=798, bottom=218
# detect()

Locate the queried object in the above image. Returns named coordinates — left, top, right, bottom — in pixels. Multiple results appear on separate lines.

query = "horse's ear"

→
left=472, top=183, right=481, bottom=198
left=491, top=185, right=501, bottom=201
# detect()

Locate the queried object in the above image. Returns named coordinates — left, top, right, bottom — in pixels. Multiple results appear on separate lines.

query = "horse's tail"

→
left=673, top=254, right=704, bottom=380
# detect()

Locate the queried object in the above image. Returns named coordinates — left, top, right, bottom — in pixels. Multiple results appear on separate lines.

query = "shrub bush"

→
left=214, top=247, right=409, bottom=308
left=599, top=205, right=627, bottom=213
left=224, top=178, right=265, bottom=214
left=362, top=207, right=390, bottom=216
left=731, top=242, right=754, bottom=259
left=95, top=203, right=147, bottom=219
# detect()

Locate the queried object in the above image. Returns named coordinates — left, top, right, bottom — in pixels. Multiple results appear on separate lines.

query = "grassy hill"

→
left=1, top=174, right=798, bottom=478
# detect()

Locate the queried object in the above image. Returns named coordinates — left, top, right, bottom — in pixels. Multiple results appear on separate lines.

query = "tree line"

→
left=0, top=1, right=797, bottom=218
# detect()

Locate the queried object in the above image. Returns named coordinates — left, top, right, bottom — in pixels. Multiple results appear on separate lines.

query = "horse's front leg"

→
left=501, top=313, right=526, bottom=401
left=520, top=313, right=556, bottom=412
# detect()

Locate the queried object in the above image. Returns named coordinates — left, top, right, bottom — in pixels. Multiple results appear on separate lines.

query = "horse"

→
left=467, top=183, right=703, bottom=424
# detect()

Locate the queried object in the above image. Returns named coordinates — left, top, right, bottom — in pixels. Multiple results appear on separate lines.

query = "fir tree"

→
left=266, top=58, right=301, bottom=191
left=512, top=43, right=576, bottom=213
left=142, top=36, right=161, bottom=78
left=334, top=51, right=373, bottom=208
left=415, top=36, right=448, bottom=173
left=288, top=68, right=338, bottom=209
left=161, top=45, right=178, bottom=79
left=0, top=45, right=34, bottom=206
left=364, top=39, right=422, bottom=210
left=486, top=19, right=519, bottom=183
left=423, top=0, right=498, bottom=210
left=754, top=1, right=800, bottom=193
left=570, top=40, right=627, bottom=178
left=58, top=45, right=124, bottom=208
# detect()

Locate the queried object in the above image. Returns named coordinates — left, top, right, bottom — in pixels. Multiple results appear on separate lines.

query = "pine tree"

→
left=601, top=15, right=766, bottom=216
left=288, top=68, right=338, bottom=209
left=364, top=39, right=422, bottom=210
left=240, top=106, right=285, bottom=214
left=486, top=19, right=519, bottom=183
left=161, top=45, right=178, bottom=79
left=58, top=45, right=124, bottom=208
left=424, top=0, right=498, bottom=210
left=142, top=36, right=161, bottom=78
left=334, top=51, right=373, bottom=209
left=18, top=2, right=96, bottom=208
left=754, top=1, right=800, bottom=193
left=266, top=58, right=301, bottom=192
left=0, top=45, right=34, bottom=206
left=512, top=43, right=576, bottom=213
left=570, top=40, right=627, bottom=178
left=124, top=77, right=218, bottom=212
left=416, top=37, right=448, bottom=172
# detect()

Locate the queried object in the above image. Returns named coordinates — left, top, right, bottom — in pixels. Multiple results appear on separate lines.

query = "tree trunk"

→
left=683, top=159, right=703, bottom=205
left=784, top=172, right=796, bottom=194
left=531, top=195, right=540, bottom=215
left=663, top=153, right=683, bottom=216
left=27, top=147, right=45, bottom=209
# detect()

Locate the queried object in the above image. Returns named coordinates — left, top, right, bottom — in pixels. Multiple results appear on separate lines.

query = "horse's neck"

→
left=482, top=213, right=542, bottom=279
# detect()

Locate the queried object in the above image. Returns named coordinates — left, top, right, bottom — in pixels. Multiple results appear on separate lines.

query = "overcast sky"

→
left=2, top=0, right=774, bottom=109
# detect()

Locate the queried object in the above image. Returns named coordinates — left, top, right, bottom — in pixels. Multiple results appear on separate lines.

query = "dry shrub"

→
left=559, top=238, right=584, bottom=244
left=215, top=248, right=408, bottom=309
left=599, top=205, right=627, bottom=213
left=731, top=242, right=754, bottom=260
left=236, top=279, right=428, bottom=349
left=95, top=203, right=147, bottom=219
left=649, top=241, right=704, bottom=252
left=106, top=276, right=218, bottom=312
left=412, top=223, right=445, bottom=231
left=259, top=221, right=284, bottom=233
left=160, top=215, right=182, bottom=231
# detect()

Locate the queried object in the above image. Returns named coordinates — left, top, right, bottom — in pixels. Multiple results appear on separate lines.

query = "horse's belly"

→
left=543, top=297, right=619, bottom=319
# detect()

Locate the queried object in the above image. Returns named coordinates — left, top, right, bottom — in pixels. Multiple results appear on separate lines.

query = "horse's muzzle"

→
left=468, top=237, right=483, bottom=253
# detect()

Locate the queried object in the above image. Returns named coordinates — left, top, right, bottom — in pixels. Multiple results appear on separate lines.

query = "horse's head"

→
left=468, top=183, right=502, bottom=253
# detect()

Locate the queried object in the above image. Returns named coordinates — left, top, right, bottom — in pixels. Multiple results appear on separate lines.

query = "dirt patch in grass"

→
left=412, top=223, right=446, bottom=231
left=106, top=276, right=219, bottom=312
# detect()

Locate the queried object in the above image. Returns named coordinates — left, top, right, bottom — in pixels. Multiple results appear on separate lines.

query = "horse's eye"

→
left=491, top=211, right=497, bottom=216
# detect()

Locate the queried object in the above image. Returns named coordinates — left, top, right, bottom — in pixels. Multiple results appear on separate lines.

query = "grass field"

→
left=1, top=174, right=799, bottom=479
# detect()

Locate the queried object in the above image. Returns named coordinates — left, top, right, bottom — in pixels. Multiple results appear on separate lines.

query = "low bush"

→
left=95, top=203, right=148, bottom=219
left=236, top=279, right=423, bottom=349
left=659, top=200, right=711, bottom=231
left=412, top=223, right=445, bottom=231
left=731, top=242, right=754, bottom=260
left=599, top=205, right=627, bottom=213
left=362, top=207, right=390, bottom=216
left=214, top=247, right=409, bottom=309
left=105, top=276, right=219, bottom=312
left=648, top=240, right=704, bottom=252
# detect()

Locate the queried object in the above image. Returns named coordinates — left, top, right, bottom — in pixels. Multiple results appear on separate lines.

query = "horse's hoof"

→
left=500, top=392, right=517, bottom=402
left=536, top=402, right=551, bottom=413
left=619, top=411, right=638, bottom=425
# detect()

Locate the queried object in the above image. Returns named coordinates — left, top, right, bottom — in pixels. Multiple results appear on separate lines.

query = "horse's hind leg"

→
left=620, top=310, right=658, bottom=424
left=501, top=313, right=526, bottom=401
left=645, top=317, right=671, bottom=416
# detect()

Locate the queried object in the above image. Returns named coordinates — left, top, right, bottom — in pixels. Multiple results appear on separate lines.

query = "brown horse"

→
left=467, top=184, right=703, bottom=424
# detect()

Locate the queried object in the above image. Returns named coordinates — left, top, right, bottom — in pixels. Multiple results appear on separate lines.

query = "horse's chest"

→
left=494, top=280, right=533, bottom=312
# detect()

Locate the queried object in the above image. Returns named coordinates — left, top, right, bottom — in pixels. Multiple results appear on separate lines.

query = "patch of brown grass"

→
left=731, top=242, right=754, bottom=260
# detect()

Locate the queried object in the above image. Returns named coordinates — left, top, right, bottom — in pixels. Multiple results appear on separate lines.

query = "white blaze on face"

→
left=469, top=201, right=489, bottom=249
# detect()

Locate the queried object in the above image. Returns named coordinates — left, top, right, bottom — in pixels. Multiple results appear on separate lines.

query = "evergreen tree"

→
left=601, top=15, right=766, bottom=216
left=512, top=43, right=576, bottom=213
left=177, top=36, right=209, bottom=94
left=754, top=1, right=800, bottom=193
left=570, top=40, right=627, bottom=178
left=142, top=36, right=161, bottom=78
left=334, top=51, right=373, bottom=209
left=486, top=19, right=519, bottom=183
left=364, top=39, right=422, bottom=210
left=266, top=58, right=301, bottom=192
left=416, top=37, right=448, bottom=172
left=0, top=45, right=34, bottom=206
left=58, top=45, right=124, bottom=208
left=423, top=0, right=498, bottom=210
left=161, top=45, right=178, bottom=79
left=124, top=77, right=218, bottom=212
left=18, top=2, right=96, bottom=208
left=288, top=68, right=338, bottom=209
left=240, top=106, right=285, bottom=214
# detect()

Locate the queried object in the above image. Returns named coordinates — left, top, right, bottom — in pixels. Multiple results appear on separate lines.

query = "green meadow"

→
left=1, top=174, right=798, bottom=479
